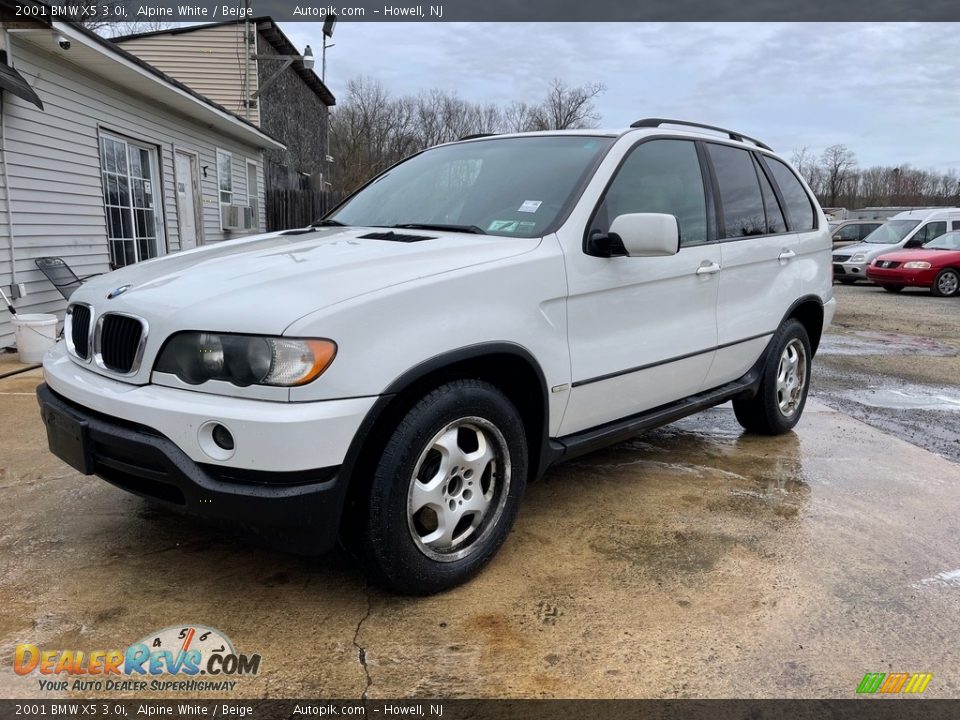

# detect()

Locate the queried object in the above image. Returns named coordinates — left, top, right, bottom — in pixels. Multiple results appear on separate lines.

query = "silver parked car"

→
left=830, top=219, right=885, bottom=249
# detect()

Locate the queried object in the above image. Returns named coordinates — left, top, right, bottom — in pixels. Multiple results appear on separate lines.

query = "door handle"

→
left=696, top=261, right=721, bottom=276
left=779, top=249, right=796, bottom=261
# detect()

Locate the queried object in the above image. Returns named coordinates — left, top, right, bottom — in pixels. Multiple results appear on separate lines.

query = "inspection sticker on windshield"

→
left=518, top=200, right=542, bottom=213
left=488, top=220, right=520, bottom=232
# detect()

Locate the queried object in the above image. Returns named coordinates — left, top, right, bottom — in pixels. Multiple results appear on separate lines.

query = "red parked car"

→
left=866, top=231, right=960, bottom=297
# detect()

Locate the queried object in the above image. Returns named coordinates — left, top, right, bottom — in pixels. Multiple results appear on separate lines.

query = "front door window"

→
left=100, top=134, right=164, bottom=267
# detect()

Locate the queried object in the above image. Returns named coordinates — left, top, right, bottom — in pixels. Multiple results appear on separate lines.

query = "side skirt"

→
left=545, top=354, right=768, bottom=467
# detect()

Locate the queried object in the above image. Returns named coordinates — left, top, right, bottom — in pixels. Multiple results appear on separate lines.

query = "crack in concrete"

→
left=352, top=581, right=373, bottom=700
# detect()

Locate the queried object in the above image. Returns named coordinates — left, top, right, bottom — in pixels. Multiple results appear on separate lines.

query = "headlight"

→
left=850, top=253, right=866, bottom=263
left=155, top=333, right=336, bottom=387
left=903, top=261, right=931, bottom=269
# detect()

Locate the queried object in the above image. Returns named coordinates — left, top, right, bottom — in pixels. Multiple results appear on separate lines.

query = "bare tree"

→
left=820, top=144, right=857, bottom=207
left=71, top=1, right=175, bottom=36
left=328, top=76, right=607, bottom=192
left=529, top=79, right=606, bottom=131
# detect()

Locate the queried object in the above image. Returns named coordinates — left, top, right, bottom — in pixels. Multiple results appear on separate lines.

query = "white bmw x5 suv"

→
left=38, top=119, right=835, bottom=594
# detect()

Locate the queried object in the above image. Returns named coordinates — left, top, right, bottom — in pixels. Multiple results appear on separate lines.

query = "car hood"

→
left=873, top=248, right=960, bottom=263
left=834, top=241, right=900, bottom=256
left=72, top=227, right=541, bottom=333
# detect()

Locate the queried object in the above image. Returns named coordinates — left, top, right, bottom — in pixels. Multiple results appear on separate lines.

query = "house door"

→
left=175, top=151, right=201, bottom=249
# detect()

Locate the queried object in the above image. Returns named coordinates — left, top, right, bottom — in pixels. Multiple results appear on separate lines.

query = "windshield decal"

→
left=518, top=200, right=543, bottom=213
left=488, top=220, right=520, bottom=233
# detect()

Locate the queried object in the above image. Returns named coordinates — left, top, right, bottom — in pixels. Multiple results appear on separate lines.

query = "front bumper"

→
left=37, top=384, right=348, bottom=554
left=832, top=259, right=868, bottom=279
left=865, top=265, right=934, bottom=287
left=43, top=343, right=376, bottom=472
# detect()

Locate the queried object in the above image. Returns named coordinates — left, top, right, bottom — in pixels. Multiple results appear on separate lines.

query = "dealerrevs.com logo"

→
left=14, top=625, right=261, bottom=693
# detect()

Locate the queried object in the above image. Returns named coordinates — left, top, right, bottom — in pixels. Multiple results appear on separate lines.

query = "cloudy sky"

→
left=278, top=22, right=960, bottom=171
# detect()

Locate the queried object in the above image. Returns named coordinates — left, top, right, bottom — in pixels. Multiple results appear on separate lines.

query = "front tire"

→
left=361, top=379, right=528, bottom=595
left=931, top=268, right=960, bottom=297
left=881, top=284, right=904, bottom=293
left=733, top=319, right=812, bottom=436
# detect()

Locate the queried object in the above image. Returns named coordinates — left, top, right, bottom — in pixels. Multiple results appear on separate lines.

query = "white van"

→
left=832, top=208, right=960, bottom=283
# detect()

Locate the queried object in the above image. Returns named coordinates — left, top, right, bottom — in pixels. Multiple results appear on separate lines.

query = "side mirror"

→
left=587, top=213, right=680, bottom=258
left=586, top=213, right=680, bottom=258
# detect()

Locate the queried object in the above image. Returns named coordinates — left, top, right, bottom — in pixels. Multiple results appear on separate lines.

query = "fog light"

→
left=211, top=424, right=234, bottom=451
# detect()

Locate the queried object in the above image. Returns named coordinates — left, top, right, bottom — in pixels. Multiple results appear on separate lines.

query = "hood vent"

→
left=358, top=231, right=436, bottom=243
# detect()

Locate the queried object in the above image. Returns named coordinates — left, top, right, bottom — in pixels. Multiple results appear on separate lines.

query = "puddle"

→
left=819, top=331, right=958, bottom=357
left=840, top=384, right=960, bottom=413
left=912, top=568, right=960, bottom=589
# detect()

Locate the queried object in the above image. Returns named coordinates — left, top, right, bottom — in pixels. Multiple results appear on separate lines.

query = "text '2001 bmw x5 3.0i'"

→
left=38, top=119, right=835, bottom=594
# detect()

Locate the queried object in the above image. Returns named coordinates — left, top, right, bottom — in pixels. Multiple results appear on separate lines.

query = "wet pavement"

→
left=812, top=285, right=960, bottom=463
left=1, top=365, right=959, bottom=699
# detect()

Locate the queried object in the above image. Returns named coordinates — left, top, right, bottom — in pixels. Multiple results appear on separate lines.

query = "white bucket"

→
left=13, top=313, right=58, bottom=363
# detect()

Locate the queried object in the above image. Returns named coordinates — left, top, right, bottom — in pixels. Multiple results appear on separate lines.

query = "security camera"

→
left=57, top=35, right=70, bottom=51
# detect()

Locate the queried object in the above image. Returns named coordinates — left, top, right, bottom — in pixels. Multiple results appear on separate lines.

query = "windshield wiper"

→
left=390, top=223, right=487, bottom=235
left=311, top=219, right=347, bottom=228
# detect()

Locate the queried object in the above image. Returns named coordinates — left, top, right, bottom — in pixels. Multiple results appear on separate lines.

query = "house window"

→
left=100, top=133, right=164, bottom=267
left=217, top=150, right=233, bottom=205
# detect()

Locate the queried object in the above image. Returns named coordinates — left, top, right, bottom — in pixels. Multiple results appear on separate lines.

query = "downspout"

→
left=0, top=31, right=18, bottom=296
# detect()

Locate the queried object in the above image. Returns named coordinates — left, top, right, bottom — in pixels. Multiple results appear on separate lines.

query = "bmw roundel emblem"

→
left=107, top=284, right=131, bottom=299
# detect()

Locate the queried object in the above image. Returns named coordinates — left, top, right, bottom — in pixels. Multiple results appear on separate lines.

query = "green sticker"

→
left=517, top=221, right=537, bottom=233
left=487, top=220, right=520, bottom=233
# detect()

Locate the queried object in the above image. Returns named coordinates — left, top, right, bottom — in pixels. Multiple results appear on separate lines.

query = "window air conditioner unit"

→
left=221, top=204, right=256, bottom=231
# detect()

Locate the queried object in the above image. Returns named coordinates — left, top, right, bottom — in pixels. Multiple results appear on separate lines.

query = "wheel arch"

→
left=336, top=343, right=551, bottom=536
left=782, top=295, right=825, bottom=355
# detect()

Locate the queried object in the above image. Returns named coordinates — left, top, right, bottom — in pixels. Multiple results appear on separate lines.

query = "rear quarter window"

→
left=764, top=157, right=816, bottom=232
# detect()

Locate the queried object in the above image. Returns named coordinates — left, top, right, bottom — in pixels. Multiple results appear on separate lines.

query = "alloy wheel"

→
left=407, top=417, right=511, bottom=562
left=776, top=339, right=807, bottom=418
left=938, top=271, right=959, bottom=296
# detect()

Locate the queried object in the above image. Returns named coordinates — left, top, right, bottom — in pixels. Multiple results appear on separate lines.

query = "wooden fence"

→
left=265, top=189, right=345, bottom=232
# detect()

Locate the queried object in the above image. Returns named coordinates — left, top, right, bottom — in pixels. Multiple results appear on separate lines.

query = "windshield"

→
left=862, top=219, right=920, bottom=244
left=328, top=136, right=614, bottom=238
left=924, top=231, right=960, bottom=250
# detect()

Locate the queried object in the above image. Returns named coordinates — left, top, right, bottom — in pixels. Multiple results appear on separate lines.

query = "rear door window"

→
left=706, top=144, right=767, bottom=238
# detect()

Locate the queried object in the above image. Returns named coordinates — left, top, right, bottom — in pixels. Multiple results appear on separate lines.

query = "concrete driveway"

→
left=1, top=360, right=959, bottom=699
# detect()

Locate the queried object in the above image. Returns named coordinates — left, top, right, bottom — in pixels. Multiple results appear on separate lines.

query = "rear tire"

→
left=360, top=379, right=528, bottom=595
left=881, top=284, right=904, bottom=293
left=733, top=319, right=812, bottom=436
left=931, top=268, right=960, bottom=297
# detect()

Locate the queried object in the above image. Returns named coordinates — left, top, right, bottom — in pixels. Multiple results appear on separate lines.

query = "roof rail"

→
left=630, top=118, right=772, bottom=152
left=459, top=133, right=498, bottom=141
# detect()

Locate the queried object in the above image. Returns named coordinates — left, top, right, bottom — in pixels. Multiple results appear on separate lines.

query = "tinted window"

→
left=859, top=223, right=880, bottom=240
left=754, top=156, right=786, bottom=234
left=590, top=139, right=708, bottom=247
left=765, top=157, right=816, bottom=232
left=951, top=220, right=960, bottom=231
left=707, top=144, right=766, bottom=238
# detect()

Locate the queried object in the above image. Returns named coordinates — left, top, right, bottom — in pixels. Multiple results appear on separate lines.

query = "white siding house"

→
left=0, top=20, right=285, bottom=348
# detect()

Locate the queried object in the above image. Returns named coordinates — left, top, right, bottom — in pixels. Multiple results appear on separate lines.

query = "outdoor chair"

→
left=34, top=257, right=101, bottom=300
